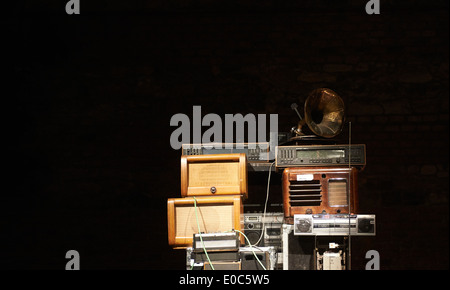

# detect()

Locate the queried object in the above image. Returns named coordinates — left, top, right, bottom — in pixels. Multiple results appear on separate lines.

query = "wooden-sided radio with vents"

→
left=282, top=167, right=359, bottom=224
left=181, top=153, right=248, bottom=199
left=167, top=195, right=244, bottom=248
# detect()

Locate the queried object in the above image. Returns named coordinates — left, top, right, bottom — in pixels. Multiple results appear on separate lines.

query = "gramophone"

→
left=290, top=88, right=345, bottom=142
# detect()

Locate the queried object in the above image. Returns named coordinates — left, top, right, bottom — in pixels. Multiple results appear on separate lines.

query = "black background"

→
left=3, top=0, right=448, bottom=270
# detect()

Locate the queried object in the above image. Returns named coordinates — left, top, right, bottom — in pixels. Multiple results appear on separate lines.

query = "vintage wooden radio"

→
left=167, top=195, right=244, bottom=248
left=180, top=153, right=248, bottom=199
left=282, top=167, right=359, bottom=224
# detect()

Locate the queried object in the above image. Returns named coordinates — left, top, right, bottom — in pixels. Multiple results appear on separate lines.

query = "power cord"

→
left=193, top=196, right=215, bottom=270
left=193, top=197, right=267, bottom=270
left=253, top=161, right=275, bottom=246
left=235, top=229, right=267, bottom=270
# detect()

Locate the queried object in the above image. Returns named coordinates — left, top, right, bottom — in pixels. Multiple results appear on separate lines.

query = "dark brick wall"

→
left=4, top=0, right=448, bottom=269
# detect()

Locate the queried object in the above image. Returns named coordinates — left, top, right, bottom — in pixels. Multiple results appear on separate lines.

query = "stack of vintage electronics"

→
left=167, top=153, right=275, bottom=270
left=168, top=88, right=376, bottom=270
left=276, top=88, right=376, bottom=270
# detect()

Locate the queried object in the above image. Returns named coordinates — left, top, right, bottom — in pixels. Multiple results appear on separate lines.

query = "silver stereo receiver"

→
left=276, top=144, right=366, bottom=168
left=293, top=214, right=375, bottom=236
left=182, top=142, right=270, bottom=162
left=193, top=232, right=240, bottom=252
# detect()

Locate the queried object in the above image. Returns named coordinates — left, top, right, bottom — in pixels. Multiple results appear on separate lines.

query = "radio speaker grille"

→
left=328, top=180, right=348, bottom=206
left=175, top=204, right=234, bottom=236
left=288, top=180, right=322, bottom=206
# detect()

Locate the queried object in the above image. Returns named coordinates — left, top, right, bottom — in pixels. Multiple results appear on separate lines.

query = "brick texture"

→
left=4, top=0, right=448, bottom=269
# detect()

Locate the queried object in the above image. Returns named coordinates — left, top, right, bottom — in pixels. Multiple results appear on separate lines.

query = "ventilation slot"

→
left=289, top=180, right=322, bottom=206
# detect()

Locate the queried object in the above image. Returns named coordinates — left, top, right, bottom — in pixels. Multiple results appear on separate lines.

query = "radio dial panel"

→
left=276, top=144, right=366, bottom=168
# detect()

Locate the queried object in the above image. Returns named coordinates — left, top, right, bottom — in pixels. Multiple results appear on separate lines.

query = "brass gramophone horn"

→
left=295, top=88, right=345, bottom=138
